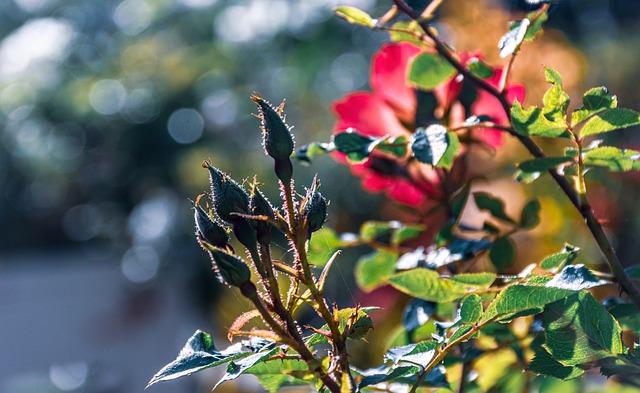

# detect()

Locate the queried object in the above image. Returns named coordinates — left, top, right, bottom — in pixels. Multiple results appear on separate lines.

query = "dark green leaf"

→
left=543, top=292, right=623, bottom=366
left=473, top=192, right=515, bottom=223
left=499, top=18, right=530, bottom=58
left=147, top=330, right=249, bottom=388
left=539, top=244, right=579, bottom=270
left=489, top=237, right=516, bottom=270
left=376, top=135, right=409, bottom=158
left=609, top=303, right=640, bottom=333
left=571, top=86, right=618, bottom=126
left=529, top=336, right=584, bottom=379
left=411, top=125, right=458, bottom=168
left=599, top=351, right=640, bottom=387
left=511, top=100, right=570, bottom=138
left=335, top=6, right=376, bottom=28
left=392, top=224, right=425, bottom=245
left=409, top=53, right=457, bottom=90
left=580, top=108, right=640, bottom=137
left=333, top=130, right=376, bottom=162
left=468, top=57, right=493, bottom=78
left=249, top=359, right=309, bottom=393
left=388, top=268, right=468, bottom=302
left=360, top=221, right=395, bottom=242
left=582, top=146, right=640, bottom=172
left=355, top=250, right=398, bottom=292
left=519, top=199, right=541, bottom=229
left=460, top=294, right=483, bottom=324
left=293, top=142, right=333, bottom=165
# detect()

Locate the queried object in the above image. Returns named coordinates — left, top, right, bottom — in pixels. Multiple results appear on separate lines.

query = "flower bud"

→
left=194, top=203, right=229, bottom=248
left=303, top=178, right=328, bottom=235
left=204, top=162, right=258, bottom=252
left=249, top=183, right=275, bottom=241
left=251, top=94, right=294, bottom=162
left=204, top=162, right=251, bottom=223
left=209, top=248, right=251, bottom=287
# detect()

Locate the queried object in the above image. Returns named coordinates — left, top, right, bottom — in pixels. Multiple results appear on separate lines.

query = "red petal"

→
left=370, top=42, right=421, bottom=123
left=333, top=92, right=408, bottom=137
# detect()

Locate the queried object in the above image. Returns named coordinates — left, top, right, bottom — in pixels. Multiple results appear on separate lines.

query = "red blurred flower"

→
left=332, top=42, right=525, bottom=207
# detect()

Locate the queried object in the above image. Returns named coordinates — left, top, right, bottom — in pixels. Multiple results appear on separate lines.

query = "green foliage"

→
left=571, top=87, right=618, bottom=126
left=388, top=268, right=469, bottom=302
left=520, top=199, right=541, bottom=229
left=147, top=331, right=253, bottom=388
left=460, top=294, right=483, bottom=324
left=355, top=250, right=398, bottom=292
left=489, top=237, right=516, bottom=269
left=335, top=6, right=376, bottom=28
left=539, top=244, right=579, bottom=270
left=468, top=58, right=494, bottom=78
left=582, top=146, right=640, bottom=171
left=542, top=67, right=570, bottom=124
left=511, top=100, right=570, bottom=138
left=579, top=108, right=640, bottom=137
left=409, top=53, right=457, bottom=89
left=411, top=125, right=460, bottom=169
left=473, top=192, right=515, bottom=223
left=543, top=292, right=623, bottom=366
left=307, top=227, right=342, bottom=266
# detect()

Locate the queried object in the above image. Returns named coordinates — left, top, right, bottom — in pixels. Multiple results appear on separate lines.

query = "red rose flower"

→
left=332, top=42, right=525, bottom=207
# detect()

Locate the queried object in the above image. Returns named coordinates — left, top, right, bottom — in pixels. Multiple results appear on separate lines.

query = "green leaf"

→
left=599, top=351, right=640, bottom=387
left=467, top=57, right=493, bottom=78
left=571, top=86, right=618, bottom=126
left=582, top=146, right=640, bottom=172
left=388, top=20, right=423, bottom=45
left=333, top=130, right=376, bottom=162
left=294, top=142, right=333, bottom=165
left=511, top=100, right=570, bottom=138
left=542, top=67, right=570, bottom=123
left=473, top=192, right=515, bottom=223
left=482, top=285, right=573, bottom=321
left=529, top=336, right=584, bottom=380
left=545, top=264, right=609, bottom=290
left=498, top=18, right=530, bottom=58
left=580, top=108, right=640, bottom=137
left=519, top=199, right=541, bottom=229
left=517, top=156, right=574, bottom=173
left=489, top=237, right=516, bottom=270
left=214, top=344, right=278, bottom=389
left=335, top=6, right=376, bottom=28
left=411, top=125, right=459, bottom=168
left=360, top=221, right=395, bottom=242
left=355, top=250, right=398, bottom=292
left=409, top=53, right=457, bottom=90
left=524, top=10, right=548, bottom=41
left=460, top=294, right=483, bottom=324
left=392, top=224, right=425, bottom=245
left=249, top=359, right=310, bottom=392
left=514, top=169, right=542, bottom=184
left=376, top=135, right=408, bottom=158
left=308, top=228, right=341, bottom=266
left=451, top=272, right=496, bottom=288
left=609, top=303, right=640, bottom=333
left=543, top=292, right=623, bottom=366
left=333, top=307, right=375, bottom=339
left=147, top=330, right=248, bottom=388
left=388, top=268, right=468, bottom=302
left=539, top=244, right=579, bottom=270
left=385, top=340, right=439, bottom=366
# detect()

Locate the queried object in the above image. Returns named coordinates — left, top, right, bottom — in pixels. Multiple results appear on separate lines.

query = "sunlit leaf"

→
left=409, top=53, right=457, bottom=90
left=335, top=6, right=376, bottom=28
left=498, top=18, right=530, bottom=58
left=460, top=294, right=483, bottom=324
left=545, top=264, right=610, bottom=290
left=388, top=268, right=468, bottom=302
left=355, top=250, right=398, bottom=292
left=511, top=100, right=570, bottom=138
left=580, top=108, right=640, bottom=137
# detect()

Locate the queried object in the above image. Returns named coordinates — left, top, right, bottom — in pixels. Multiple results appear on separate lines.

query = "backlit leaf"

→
left=388, top=268, right=468, bottom=302
left=409, top=53, right=457, bottom=90
left=580, top=108, right=640, bottom=137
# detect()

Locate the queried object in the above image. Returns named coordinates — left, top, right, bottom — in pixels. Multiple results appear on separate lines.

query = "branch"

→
left=391, top=0, right=640, bottom=308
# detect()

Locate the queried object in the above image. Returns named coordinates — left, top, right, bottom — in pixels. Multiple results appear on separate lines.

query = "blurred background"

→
left=2, top=0, right=640, bottom=392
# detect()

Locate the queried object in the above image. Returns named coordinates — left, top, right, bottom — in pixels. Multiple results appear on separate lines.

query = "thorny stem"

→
left=242, top=283, right=341, bottom=392
left=281, top=178, right=353, bottom=388
left=392, top=0, right=640, bottom=308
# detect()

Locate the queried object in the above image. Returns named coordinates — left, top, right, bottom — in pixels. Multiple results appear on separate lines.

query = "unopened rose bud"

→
left=210, top=248, right=251, bottom=287
left=249, top=184, right=275, bottom=242
left=304, top=179, right=328, bottom=235
left=204, top=161, right=258, bottom=252
left=251, top=94, right=294, bottom=162
left=194, top=203, right=229, bottom=247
